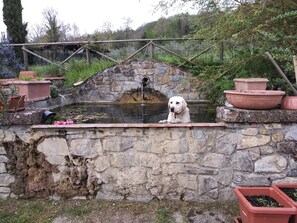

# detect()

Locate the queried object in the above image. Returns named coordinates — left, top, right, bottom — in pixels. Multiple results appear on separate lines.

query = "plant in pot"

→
left=272, top=183, right=297, bottom=223
left=8, top=75, right=51, bottom=101
left=0, top=84, right=25, bottom=112
left=234, top=187, right=296, bottom=223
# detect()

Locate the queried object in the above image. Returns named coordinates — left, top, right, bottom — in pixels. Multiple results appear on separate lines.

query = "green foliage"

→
left=155, top=55, right=184, bottom=65
left=187, top=0, right=297, bottom=103
left=156, top=208, right=173, bottom=223
left=65, top=205, right=91, bottom=217
left=30, top=64, right=64, bottom=77
left=19, top=76, right=33, bottom=81
left=64, top=59, right=115, bottom=87
left=50, top=85, right=59, bottom=98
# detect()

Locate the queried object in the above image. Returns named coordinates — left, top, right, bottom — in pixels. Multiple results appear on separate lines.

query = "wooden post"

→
left=86, top=47, right=90, bottom=66
left=149, top=40, right=154, bottom=60
left=293, top=55, right=297, bottom=84
left=22, top=46, right=29, bottom=70
left=265, top=52, right=297, bottom=96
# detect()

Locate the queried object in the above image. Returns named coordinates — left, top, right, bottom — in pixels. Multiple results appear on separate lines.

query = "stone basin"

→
left=224, top=90, right=286, bottom=110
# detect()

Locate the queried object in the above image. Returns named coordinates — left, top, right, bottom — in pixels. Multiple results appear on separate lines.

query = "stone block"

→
left=255, top=155, right=287, bottom=173
left=0, top=174, right=15, bottom=186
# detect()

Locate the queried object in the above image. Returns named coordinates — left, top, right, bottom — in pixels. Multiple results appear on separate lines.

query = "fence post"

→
left=149, top=40, right=154, bottom=60
left=86, top=47, right=91, bottom=65
left=22, top=46, right=29, bottom=70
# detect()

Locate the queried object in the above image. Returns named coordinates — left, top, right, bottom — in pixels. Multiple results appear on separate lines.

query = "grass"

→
left=64, top=59, right=115, bottom=87
left=0, top=199, right=239, bottom=223
left=29, top=59, right=115, bottom=88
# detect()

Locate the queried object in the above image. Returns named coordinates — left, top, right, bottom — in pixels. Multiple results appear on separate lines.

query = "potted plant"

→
left=0, top=84, right=25, bottom=112
left=234, top=187, right=296, bottom=223
left=272, top=183, right=297, bottom=223
left=8, top=75, right=51, bottom=101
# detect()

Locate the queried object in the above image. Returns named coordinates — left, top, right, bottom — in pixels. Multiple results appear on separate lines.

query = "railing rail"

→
left=11, top=38, right=225, bottom=70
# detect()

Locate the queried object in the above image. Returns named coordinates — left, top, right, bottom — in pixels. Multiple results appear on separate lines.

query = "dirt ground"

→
left=0, top=199, right=240, bottom=223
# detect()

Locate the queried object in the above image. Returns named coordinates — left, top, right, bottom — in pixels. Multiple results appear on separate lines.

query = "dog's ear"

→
left=182, top=98, right=187, bottom=108
left=168, top=97, right=172, bottom=108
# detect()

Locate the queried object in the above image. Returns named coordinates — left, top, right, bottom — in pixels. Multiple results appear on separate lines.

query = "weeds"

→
left=0, top=199, right=239, bottom=223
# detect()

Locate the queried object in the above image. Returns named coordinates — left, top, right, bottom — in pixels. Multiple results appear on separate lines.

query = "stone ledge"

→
left=0, top=109, right=43, bottom=125
left=31, top=122, right=227, bottom=129
left=216, top=106, right=297, bottom=123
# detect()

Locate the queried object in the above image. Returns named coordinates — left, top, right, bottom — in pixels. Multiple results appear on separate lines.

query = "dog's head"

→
left=168, top=96, right=187, bottom=114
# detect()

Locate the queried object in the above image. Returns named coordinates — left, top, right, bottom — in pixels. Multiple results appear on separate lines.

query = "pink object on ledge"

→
left=54, top=119, right=74, bottom=125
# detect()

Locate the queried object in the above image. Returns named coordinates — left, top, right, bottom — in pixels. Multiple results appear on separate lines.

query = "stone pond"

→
left=0, top=60, right=297, bottom=201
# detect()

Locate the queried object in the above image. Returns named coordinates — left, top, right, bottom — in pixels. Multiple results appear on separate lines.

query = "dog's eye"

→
left=176, top=102, right=180, bottom=104
left=170, top=101, right=173, bottom=104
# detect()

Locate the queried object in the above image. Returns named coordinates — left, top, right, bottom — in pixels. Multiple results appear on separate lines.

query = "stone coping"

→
left=217, top=106, right=297, bottom=123
left=31, top=122, right=226, bottom=129
left=7, top=80, right=51, bottom=84
left=43, top=77, right=65, bottom=80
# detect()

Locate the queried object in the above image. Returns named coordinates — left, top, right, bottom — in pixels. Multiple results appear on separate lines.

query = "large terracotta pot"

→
left=224, top=90, right=285, bottom=110
left=272, top=183, right=297, bottom=223
left=233, top=78, right=269, bottom=91
left=234, top=187, right=296, bottom=223
left=8, top=80, right=51, bottom=101
left=281, top=96, right=297, bottom=110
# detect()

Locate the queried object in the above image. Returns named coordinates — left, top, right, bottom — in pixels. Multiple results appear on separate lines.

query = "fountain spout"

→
left=141, top=77, right=150, bottom=88
left=140, top=77, right=150, bottom=105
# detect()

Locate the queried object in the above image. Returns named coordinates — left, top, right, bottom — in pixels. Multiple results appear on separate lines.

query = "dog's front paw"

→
left=169, top=120, right=180, bottom=123
left=159, top=120, right=168, bottom=123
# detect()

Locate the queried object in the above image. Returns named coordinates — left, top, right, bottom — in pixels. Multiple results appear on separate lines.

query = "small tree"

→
left=2, top=0, right=27, bottom=59
left=43, top=8, right=61, bottom=42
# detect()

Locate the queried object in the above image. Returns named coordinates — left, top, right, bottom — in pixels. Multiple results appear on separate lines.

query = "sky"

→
left=0, top=0, right=188, bottom=36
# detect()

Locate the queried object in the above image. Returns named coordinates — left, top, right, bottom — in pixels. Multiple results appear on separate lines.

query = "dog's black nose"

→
left=170, top=108, right=174, bottom=112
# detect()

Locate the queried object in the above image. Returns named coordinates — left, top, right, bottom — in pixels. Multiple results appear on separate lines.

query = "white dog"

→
left=159, top=96, right=191, bottom=123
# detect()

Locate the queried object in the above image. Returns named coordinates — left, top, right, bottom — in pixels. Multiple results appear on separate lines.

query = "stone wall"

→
left=71, top=60, right=204, bottom=102
left=1, top=120, right=297, bottom=201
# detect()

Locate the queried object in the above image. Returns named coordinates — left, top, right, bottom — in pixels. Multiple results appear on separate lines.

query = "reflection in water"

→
left=52, top=103, right=216, bottom=123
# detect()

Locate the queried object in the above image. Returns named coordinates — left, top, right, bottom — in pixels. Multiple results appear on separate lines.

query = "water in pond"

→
left=52, top=103, right=216, bottom=124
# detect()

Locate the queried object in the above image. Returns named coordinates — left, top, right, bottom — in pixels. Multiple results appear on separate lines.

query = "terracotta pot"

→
left=233, top=78, right=269, bottom=91
left=224, top=90, right=285, bottom=110
left=272, top=183, right=297, bottom=223
left=234, top=187, right=296, bottom=223
left=43, top=77, right=65, bottom=88
left=19, top=71, right=37, bottom=79
left=0, top=95, right=25, bottom=112
left=281, top=96, right=297, bottom=110
left=0, top=78, right=18, bottom=86
left=8, top=80, right=51, bottom=101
